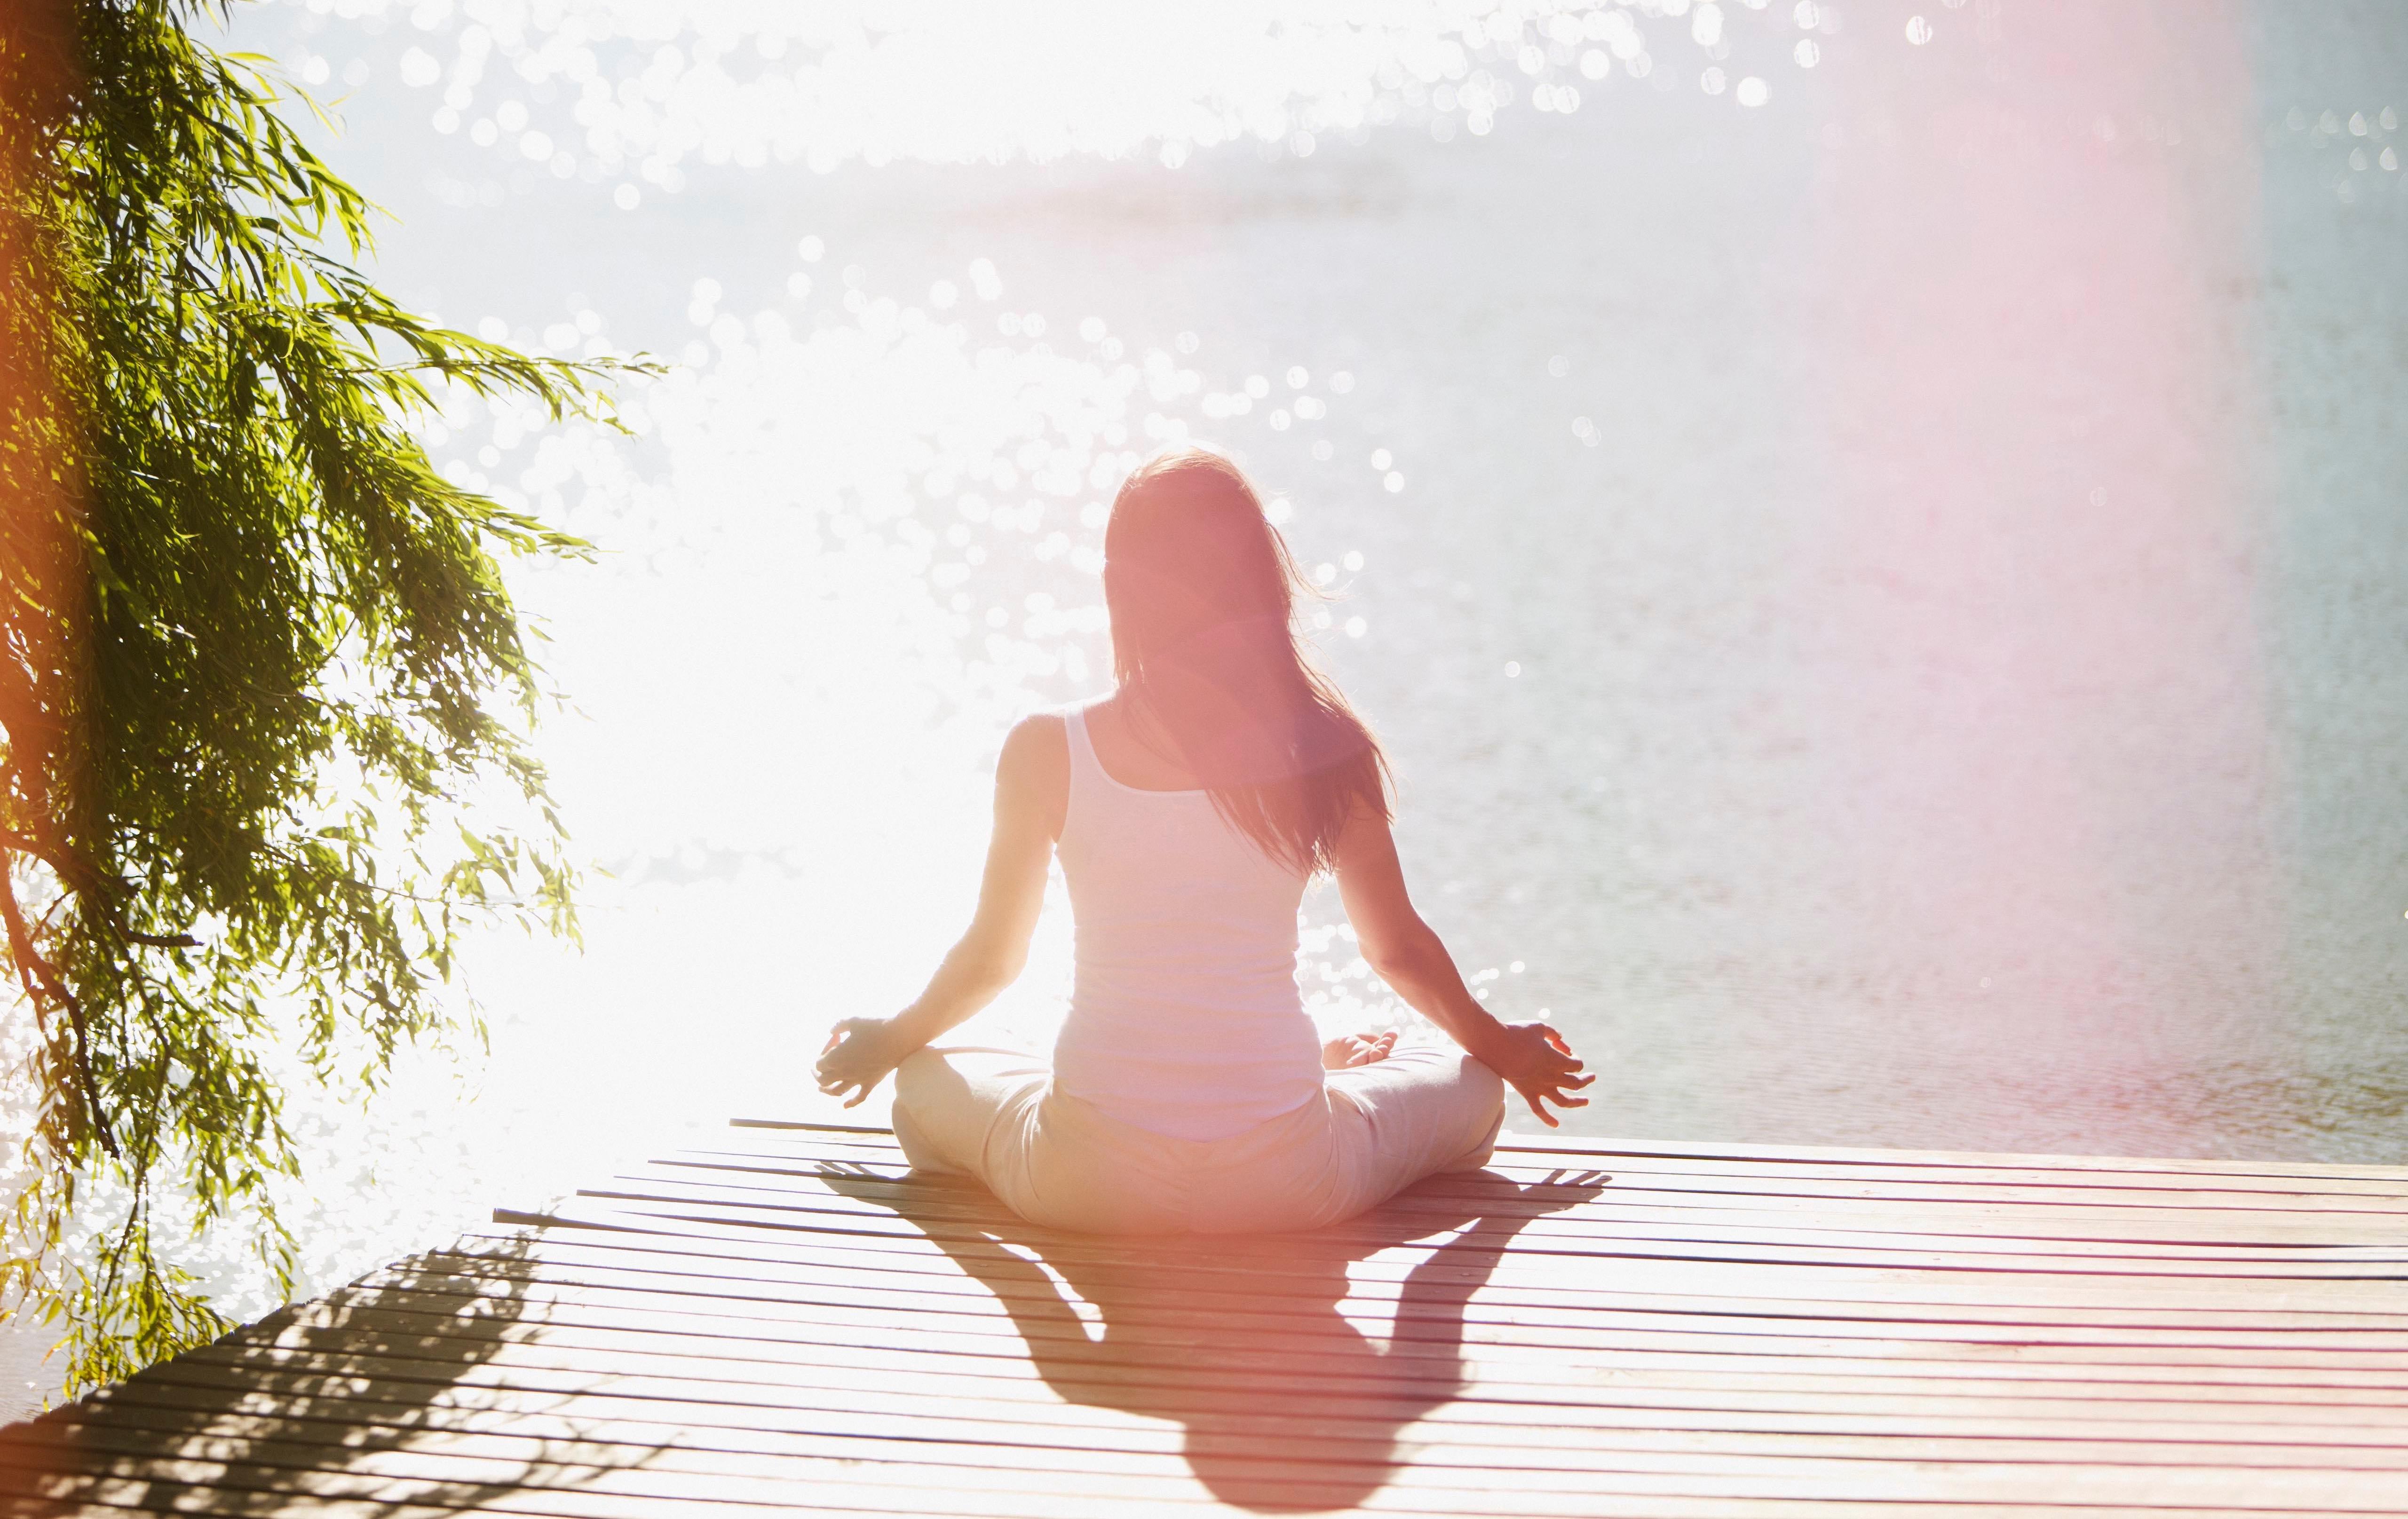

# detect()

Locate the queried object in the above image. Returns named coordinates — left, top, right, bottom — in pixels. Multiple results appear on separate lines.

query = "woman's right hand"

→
left=1322, top=1028, right=1399, bottom=1070
left=1476, top=1021, right=1594, bottom=1128
left=816, top=1016, right=913, bottom=1108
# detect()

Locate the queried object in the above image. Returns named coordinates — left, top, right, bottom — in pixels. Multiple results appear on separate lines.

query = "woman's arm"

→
left=813, top=714, right=1067, bottom=1106
left=1332, top=805, right=1593, bottom=1127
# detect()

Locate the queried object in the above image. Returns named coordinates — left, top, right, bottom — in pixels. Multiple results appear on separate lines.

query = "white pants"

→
left=891, top=1045, right=1507, bottom=1234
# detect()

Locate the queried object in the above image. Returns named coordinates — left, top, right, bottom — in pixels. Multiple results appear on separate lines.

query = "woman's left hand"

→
left=1476, top=1020, right=1594, bottom=1128
left=816, top=1016, right=912, bottom=1108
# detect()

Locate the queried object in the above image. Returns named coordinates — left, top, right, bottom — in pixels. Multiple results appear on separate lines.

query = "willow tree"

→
left=1, top=0, right=621, bottom=1392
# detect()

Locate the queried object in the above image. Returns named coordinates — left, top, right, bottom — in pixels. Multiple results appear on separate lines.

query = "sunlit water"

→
left=4, top=0, right=2407, bottom=1411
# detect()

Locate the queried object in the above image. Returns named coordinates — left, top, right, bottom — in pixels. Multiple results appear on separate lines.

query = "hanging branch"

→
left=0, top=863, right=117, bottom=1159
left=0, top=0, right=654, bottom=1394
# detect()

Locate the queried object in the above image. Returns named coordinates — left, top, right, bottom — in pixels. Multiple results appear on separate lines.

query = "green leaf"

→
left=0, top=0, right=644, bottom=1396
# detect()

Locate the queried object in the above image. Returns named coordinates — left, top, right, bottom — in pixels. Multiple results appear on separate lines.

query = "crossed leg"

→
left=890, top=1047, right=1049, bottom=1176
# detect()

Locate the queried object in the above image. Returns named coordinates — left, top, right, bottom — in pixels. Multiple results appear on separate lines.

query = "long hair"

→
left=1101, top=448, right=1390, bottom=874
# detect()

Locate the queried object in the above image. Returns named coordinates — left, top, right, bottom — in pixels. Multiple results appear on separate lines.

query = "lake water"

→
left=4, top=0, right=2406, bottom=1415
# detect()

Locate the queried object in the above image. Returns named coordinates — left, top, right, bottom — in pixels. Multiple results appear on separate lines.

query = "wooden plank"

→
left=1496, top=1155, right=2403, bottom=1207
left=728, top=1118, right=2408, bottom=1186
left=693, top=1146, right=2408, bottom=1232
left=67, top=1341, right=2408, bottom=1453
left=339, top=1257, right=2408, bottom=1355
left=53, top=1335, right=2408, bottom=1468
left=32, top=1377, right=2408, bottom=1478
left=607, top=1158, right=2408, bottom=1247
left=21, top=1404, right=2408, bottom=1508
left=11, top=1458, right=2404, bottom=1519
left=557, top=1177, right=2408, bottom=1269
left=710, top=1133, right=2408, bottom=1212
left=706, top=1131, right=2408, bottom=1205
left=514, top=1190, right=2408, bottom=1281
left=678, top=1142, right=2408, bottom=1216
left=0, top=1499, right=958, bottom=1519
left=122, top=1308, right=2408, bottom=1411
left=103, top=1315, right=2408, bottom=1446
left=208, top=1287, right=2408, bottom=1384
left=14, top=1494, right=2405, bottom=1519
left=79, top=1330, right=2408, bottom=1435
left=479, top=1219, right=2338, bottom=1310
left=301, top=1251, right=2408, bottom=1358
left=240, top=1294, right=2407, bottom=1408
left=438, top=1232, right=2408, bottom=1377
left=14, top=1413, right=2408, bottom=1510
left=440, top=1225, right=2408, bottom=1319
left=1488, top=1131, right=2408, bottom=1183
left=644, top=1150, right=2408, bottom=1237
left=397, top=1240, right=2408, bottom=1334
left=581, top=1158, right=2408, bottom=1249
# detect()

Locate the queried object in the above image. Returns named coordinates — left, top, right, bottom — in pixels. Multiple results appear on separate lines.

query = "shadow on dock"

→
left=818, top=1162, right=1608, bottom=1514
left=0, top=1232, right=667, bottom=1511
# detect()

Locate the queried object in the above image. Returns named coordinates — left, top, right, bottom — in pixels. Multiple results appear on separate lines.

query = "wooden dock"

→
left=4, top=1121, right=2405, bottom=1516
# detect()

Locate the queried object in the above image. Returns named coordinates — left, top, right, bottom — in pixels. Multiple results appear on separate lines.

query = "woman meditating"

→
left=814, top=448, right=1591, bottom=1234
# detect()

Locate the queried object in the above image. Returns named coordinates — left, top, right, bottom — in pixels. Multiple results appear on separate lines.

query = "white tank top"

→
left=1049, top=704, right=1324, bottom=1141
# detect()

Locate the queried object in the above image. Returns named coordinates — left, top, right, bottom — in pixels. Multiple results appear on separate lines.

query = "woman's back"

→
left=1050, top=703, right=1324, bottom=1141
left=815, top=447, right=1587, bottom=1235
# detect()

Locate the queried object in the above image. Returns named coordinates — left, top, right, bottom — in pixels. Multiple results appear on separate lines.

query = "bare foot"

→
left=1321, top=1028, right=1399, bottom=1070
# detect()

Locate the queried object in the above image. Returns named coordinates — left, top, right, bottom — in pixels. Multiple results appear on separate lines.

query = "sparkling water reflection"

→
left=3, top=2, right=2406, bottom=1408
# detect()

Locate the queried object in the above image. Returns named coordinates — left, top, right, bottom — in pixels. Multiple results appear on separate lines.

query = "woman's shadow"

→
left=817, top=1160, right=1608, bottom=1514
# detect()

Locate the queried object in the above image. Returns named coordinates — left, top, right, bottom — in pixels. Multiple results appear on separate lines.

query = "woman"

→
left=815, top=448, right=1591, bottom=1234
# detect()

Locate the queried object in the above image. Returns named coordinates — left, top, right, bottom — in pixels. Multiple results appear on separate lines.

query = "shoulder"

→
left=1330, top=792, right=1401, bottom=874
left=994, top=712, right=1072, bottom=827
left=997, top=703, right=1074, bottom=765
